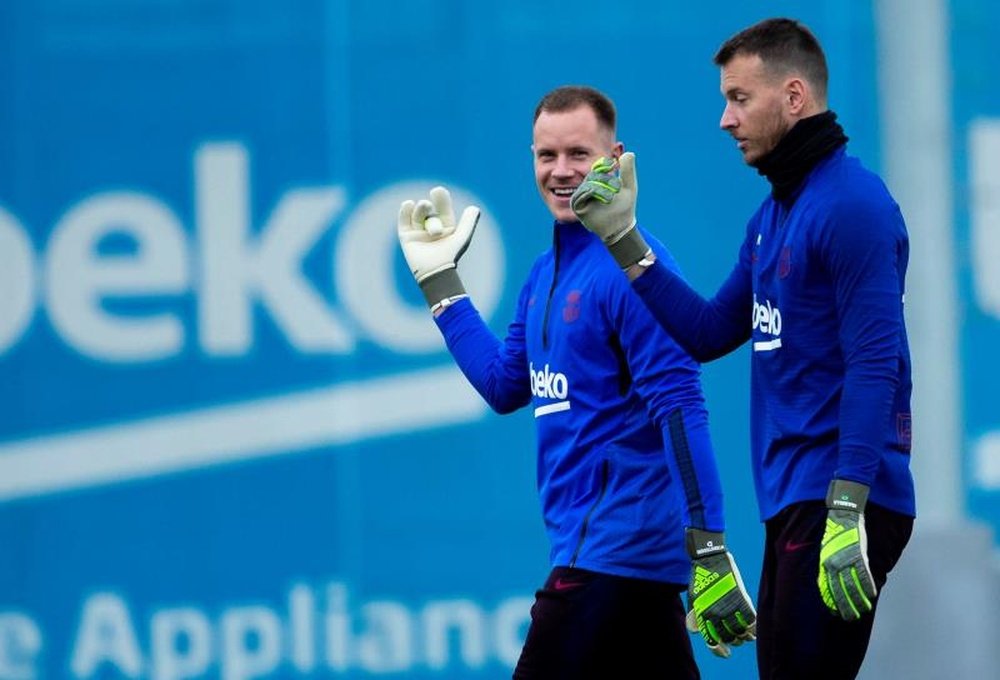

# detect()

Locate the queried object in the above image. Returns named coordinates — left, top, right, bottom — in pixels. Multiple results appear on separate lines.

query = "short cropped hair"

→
left=714, top=18, right=828, bottom=100
left=533, top=85, right=617, bottom=133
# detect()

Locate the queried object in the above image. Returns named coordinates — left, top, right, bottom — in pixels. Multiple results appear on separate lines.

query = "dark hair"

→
left=533, top=85, right=616, bottom=132
left=714, top=18, right=828, bottom=100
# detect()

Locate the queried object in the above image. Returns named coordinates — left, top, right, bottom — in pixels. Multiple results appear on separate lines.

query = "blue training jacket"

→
left=632, top=146, right=915, bottom=521
left=435, top=221, right=726, bottom=584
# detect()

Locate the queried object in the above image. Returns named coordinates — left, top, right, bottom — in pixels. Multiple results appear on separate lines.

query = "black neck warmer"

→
left=753, top=110, right=848, bottom=201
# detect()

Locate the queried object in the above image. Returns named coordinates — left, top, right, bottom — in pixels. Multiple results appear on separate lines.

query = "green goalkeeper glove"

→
left=685, top=528, right=757, bottom=659
left=569, top=152, right=652, bottom=269
left=397, top=186, right=480, bottom=313
left=818, top=479, right=877, bottom=620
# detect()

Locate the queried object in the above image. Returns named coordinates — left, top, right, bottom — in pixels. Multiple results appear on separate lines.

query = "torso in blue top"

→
left=437, top=221, right=726, bottom=584
left=742, top=147, right=914, bottom=520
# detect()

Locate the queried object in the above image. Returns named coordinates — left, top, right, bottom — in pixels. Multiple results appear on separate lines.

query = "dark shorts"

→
left=513, top=566, right=699, bottom=680
left=756, top=500, right=913, bottom=679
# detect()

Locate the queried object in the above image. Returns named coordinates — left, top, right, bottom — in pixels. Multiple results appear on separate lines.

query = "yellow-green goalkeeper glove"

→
left=397, top=186, right=480, bottom=313
left=818, top=479, right=877, bottom=620
left=569, top=152, right=652, bottom=269
left=685, top=528, right=757, bottom=659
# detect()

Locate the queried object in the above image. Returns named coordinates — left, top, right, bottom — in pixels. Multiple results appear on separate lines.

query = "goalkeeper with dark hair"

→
left=571, top=18, right=914, bottom=680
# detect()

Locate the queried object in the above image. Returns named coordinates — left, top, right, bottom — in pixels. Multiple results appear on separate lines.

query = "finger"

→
left=722, top=613, right=748, bottom=639
left=620, top=151, right=637, bottom=192
left=577, top=182, right=617, bottom=206
left=715, top=616, right=739, bottom=644
left=818, top=566, right=838, bottom=614
left=735, top=610, right=756, bottom=640
left=697, top=616, right=731, bottom=658
left=708, top=639, right=732, bottom=659
left=832, top=572, right=861, bottom=620
left=857, top=561, right=878, bottom=599
left=841, top=568, right=873, bottom=616
left=424, top=215, right=445, bottom=236
left=429, top=186, right=456, bottom=229
left=685, top=609, right=699, bottom=634
left=586, top=174, right=622, bottom=193
left=570, top=184, right=599, bottom=211
left=413, top=199, right=434, bottom=221
left=700, top=617, right=722, bottom=647
left=413, top=199, right=436, bottom=233
left=590, top=156, right=615, bottom=173
left=398, top=200, right=416, bottom=235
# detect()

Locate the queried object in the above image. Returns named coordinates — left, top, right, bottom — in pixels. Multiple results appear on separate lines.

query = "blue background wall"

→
left=952, top=0, right=1000, bottom=538
left=0, top=2, right=991, bottom=679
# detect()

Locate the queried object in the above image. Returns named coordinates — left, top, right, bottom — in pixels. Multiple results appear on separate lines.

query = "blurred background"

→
left=0, top=0, right=996, bottom=678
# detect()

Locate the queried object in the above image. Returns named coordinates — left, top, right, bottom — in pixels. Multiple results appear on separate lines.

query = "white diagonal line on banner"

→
left=0, top=365, right=486, bottom=502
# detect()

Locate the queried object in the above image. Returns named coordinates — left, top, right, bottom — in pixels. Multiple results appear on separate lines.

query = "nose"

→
left=552, top=154, right=574, bottom=177
left=720, top=103, right=738, bottom=131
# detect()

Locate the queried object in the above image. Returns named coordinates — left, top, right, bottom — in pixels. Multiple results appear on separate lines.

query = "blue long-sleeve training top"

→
left=631, top=146, right=915, bottom=521
left=435, top=221, right=726, bottom=584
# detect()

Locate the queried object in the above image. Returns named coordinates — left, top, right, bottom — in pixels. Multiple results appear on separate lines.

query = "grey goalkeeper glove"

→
left=685, top=528, right=757, bottom=659
left=397, top=186, right=480, bottom=313
left=818, top=479, right=877, bottom=620
left=570, top=151, right=652, bottom=269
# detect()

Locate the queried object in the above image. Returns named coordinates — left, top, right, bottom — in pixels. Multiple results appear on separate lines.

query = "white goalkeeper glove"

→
left=397, top=186, right=480, bottom=313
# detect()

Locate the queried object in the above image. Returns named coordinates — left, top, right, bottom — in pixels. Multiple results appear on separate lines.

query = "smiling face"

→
left=532, top=105, right=622, bottom=222
left=719, top=53, right=796, bottom=166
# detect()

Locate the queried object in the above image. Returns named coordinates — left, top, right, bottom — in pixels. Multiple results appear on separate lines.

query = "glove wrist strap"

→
left=419, top=267, right=467, bottom=310
left=685, top=528, right=727, bottom=559
left=826, top=479, right=870, bottom=513
left=607, top=224, right=652, bottom=270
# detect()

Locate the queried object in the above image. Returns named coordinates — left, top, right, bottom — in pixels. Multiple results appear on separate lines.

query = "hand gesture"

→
left=570, top=152, right=651, bottom=269
left=397, top=186, right=480, bottom=311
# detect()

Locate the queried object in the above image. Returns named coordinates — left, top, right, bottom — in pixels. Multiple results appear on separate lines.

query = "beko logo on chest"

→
left=752, top=294, right=783, bottom=351
left=530, top=362, right=568, bottom=399
left=529, top=362, right=572, bottom=417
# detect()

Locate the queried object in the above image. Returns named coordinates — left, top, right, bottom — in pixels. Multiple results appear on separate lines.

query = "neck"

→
left=754, top=110, right=848, bottom=201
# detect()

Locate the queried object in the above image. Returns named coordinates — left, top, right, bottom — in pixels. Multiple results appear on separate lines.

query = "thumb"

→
left=453, top=205, right=481, bottom=261
left=620, top=151, right=637, bottom=193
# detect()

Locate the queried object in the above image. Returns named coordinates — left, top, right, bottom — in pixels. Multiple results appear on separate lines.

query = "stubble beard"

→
left=747, top=107, right=792, bottom=168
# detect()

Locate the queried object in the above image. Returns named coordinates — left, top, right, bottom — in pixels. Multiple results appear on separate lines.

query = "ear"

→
left=785, top=77, right=808, bottom=115
left=610, top=141, right=625, bottom=160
